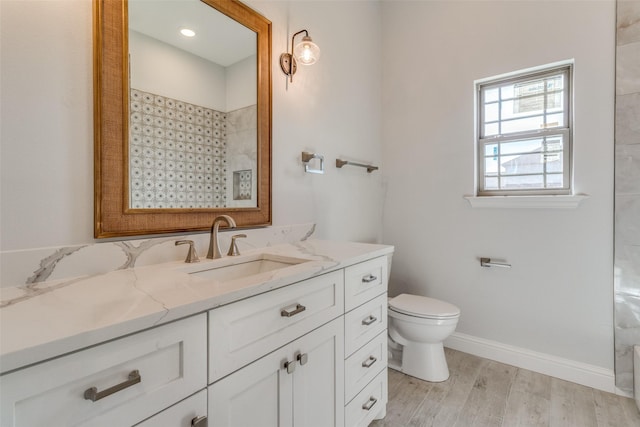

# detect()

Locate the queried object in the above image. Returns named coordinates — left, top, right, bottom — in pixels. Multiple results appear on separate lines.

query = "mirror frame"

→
left=94, top=0, right=272, bottom=238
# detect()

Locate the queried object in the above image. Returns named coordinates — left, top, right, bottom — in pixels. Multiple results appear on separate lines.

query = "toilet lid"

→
left=389, top=293, right=460, bottom=318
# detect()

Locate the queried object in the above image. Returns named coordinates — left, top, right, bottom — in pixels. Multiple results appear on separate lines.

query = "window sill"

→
left=464, top=194, right=589, bottom=209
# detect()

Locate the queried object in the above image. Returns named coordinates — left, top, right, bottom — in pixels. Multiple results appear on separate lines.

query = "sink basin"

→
left=185, top=254, right=308, bottom=282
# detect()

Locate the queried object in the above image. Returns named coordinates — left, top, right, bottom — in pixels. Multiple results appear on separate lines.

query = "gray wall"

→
left=614, top=0, right=640, bottom=393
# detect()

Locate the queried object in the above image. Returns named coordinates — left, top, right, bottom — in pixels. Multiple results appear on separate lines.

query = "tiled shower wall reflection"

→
left=129, top=89, right=228, bottom=208
left=614, top=0, right=640, bottom=393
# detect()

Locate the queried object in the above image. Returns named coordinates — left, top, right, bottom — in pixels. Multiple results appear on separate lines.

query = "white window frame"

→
left=476, top=63, right=573, bottom=196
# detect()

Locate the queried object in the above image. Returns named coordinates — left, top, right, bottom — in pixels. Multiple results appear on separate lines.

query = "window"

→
left=477, top=64, right=572, bottom=196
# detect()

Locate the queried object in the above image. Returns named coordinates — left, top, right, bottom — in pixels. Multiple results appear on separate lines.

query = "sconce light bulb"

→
left=294, top=35, right=320, bottom=66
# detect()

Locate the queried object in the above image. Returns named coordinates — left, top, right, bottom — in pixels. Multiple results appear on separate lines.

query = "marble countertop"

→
left=0, top=240, right=393, bottom=375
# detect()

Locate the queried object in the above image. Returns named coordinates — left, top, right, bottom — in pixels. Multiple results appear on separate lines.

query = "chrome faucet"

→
left=207, top=215, right=237, bottom=259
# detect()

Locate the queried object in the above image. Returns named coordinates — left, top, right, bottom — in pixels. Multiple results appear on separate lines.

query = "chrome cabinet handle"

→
left=84, top=370, right=141, bottom=402
left=297, top=353, right=308, bottom=366
left=362, top=274, right=377, bottom=283
left=362, top=396, right=378, bottom=411
left=362, top=315, right=377, bottom=326
left=281, top=303, right=306, bottom=317
left=284, top=360, right=296, bottom=374
left=192, top=416, right=208, bottom=427
left=362, top=356, right=377, bottom=368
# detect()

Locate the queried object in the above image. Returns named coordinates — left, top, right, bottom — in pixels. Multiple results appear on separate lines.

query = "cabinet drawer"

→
left=135, top=390, right=207, bottom=427
left=344, top=293, right=387, bottom=356
left=209, top=270, right=344, bottom=383
left=0, top=315, right=207, bottom=427
left=344, top=256, right=388, bottom=312
left=345, top=369, right=388, bottom=427
left=345, top=331, right=387, bottom=403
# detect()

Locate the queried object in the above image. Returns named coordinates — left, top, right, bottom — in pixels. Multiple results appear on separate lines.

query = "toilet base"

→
left=401, top=341, right=449, bottom=382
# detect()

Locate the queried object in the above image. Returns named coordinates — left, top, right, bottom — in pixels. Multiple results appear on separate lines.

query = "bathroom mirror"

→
left=94, top=0, right=271, bottom=238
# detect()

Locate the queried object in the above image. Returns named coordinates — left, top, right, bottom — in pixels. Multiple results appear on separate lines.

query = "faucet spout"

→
left=207, top=215, right=237, bottom=259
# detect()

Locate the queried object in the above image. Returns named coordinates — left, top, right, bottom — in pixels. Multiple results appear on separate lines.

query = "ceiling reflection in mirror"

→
left=128, top=0, right=258, bottom=209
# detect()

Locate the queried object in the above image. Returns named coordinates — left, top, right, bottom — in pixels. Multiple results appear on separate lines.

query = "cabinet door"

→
left=209, top=346, right=293, bottom=427
left=292, top=317, right=344, bottom=427
left=209, top=317, right=345, bottom=427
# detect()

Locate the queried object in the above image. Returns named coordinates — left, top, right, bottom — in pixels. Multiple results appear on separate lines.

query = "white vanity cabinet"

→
left=208, top=270, right=346, bottom=427
left=0, top=245, right=393, bottom=427
left=209, top=317, right=345, bottom=427
left=343, top=256, right=389, bottom=427
left=0, top=314, right=207, bottom=427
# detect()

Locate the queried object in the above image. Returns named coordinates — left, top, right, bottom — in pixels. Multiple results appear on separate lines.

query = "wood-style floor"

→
left=370, top=348, right=640, bottom=427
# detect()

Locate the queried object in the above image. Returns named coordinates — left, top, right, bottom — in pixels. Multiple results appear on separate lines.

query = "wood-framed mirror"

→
left=94, top=0, right=271, bottom=238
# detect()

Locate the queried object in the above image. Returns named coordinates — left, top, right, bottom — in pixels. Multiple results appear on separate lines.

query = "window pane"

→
left=501, top=174, right=544, bottom=189
left=546, top=173, right=564, bottom=188
left=484, top=103, right=499, bottom=122
left=501, top=116, right=544, bottom=134
left=545, top=135, right=563, bottom=152
left=501, top=153, right=544, bottom=175
left=500, top=85, right=514, bottom=100
left=484, top=157, right=499, bottom=175
left=483, top=122, right=499, bottom=136
left=485, top=88, right=499, bottom=103
left=485, top=177, right=499, bottom=190
left=484, top=143, right=498, bottom=157
left=544, top=112, right=565, bottom=129
left=500, top=99, right=542, bottom=120
left=501, top=138, right=543, bottom=155
left=544, top=152, right=563, bottom=173
left=546, top=91, right=564, bottom=113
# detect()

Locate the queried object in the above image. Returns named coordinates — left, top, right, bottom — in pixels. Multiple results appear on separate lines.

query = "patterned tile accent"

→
left=129, top=88, right=228, bottom=208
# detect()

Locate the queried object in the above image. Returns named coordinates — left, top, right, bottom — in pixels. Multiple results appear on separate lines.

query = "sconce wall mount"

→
left=280, top=29, right=320, bottom=82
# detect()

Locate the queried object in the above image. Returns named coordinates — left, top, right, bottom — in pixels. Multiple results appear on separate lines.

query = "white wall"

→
left=226, top=55, right=257, bottom=111
left=0, top=0, right=384, bottom=251
left=381, top=0, right=616, bottom=369
left=129, top=30, right=227, bottom=111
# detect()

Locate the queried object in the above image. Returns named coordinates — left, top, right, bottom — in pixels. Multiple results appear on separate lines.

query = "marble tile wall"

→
left=0, top=223, right=316, bottom=292
left=615, top=0, right=640, bottom=394
left=226, top=105, right=258, bottom=207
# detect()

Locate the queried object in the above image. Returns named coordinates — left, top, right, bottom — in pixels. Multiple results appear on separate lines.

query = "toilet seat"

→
left=389, top=293, right=460, bottom=319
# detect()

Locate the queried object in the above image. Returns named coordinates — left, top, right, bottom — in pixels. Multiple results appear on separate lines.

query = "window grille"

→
left=477, top=65, right=572, bottom=195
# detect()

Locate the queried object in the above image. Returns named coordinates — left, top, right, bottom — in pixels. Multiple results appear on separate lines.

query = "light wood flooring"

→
left=370, top=348, right=640, bottom=427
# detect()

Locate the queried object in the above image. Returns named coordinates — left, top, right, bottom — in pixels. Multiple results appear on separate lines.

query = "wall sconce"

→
left=280, top=29, right=320, bottom=82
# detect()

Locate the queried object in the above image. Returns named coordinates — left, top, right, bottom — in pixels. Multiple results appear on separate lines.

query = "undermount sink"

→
left=185, top=254, right=309, bottom=282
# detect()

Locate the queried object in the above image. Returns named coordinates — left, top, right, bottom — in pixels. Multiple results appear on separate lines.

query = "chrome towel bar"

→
left=336, top=159, right=379, bottom=173
left=480, top=257, right=511, bottom=268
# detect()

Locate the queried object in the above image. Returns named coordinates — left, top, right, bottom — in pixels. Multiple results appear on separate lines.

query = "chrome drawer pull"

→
left=192, top=416, right=208, bottom=427
left=362, top=315, right=377, bottom=326
left=362, top=356, right=377, bottom=368
left=362, top=396, right=378, bottom=411
left=362, top=274, right=377, bottom=283
left=281, top=303, right=306, bottom=317
left=84, top=370, right=141, bottom=402
left=297, top=353, right=309, bottom=366
left=285, top=360, right=296, bottom=374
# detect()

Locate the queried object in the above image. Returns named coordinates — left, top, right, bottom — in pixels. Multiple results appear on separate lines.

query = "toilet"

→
left=387, top=293, right=460, bottom=382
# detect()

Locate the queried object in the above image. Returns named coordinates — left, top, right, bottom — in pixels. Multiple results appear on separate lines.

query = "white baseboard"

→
left=445, top=332, right=620, bottom=395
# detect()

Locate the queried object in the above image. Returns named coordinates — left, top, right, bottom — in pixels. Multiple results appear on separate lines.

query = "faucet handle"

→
left=175, top=240, right=200, bottom=263
left=227, top=234, right=247, bottom=256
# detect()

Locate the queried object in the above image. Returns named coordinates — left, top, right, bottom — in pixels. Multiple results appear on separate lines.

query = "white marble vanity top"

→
left=0, top=240, right=393, bottom=375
